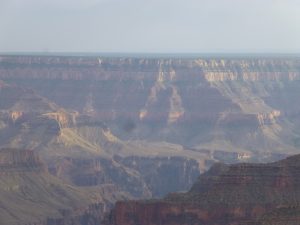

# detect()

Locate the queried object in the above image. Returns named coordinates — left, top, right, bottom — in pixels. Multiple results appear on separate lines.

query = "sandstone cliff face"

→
left=107, top=154, right=300, bottom=225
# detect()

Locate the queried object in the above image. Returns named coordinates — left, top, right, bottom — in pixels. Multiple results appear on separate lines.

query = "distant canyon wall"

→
left=1, top=56, right=300, bottom=155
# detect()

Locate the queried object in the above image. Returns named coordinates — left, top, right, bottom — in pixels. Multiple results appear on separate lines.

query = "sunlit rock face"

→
left=1, top=56, right=300, bottom=157
left=107, top=154, right=300, bottom=225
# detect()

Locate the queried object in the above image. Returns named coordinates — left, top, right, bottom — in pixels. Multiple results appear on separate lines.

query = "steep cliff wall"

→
left=1, top=56, right=300, bottom=156
left=107, top=154, right=300, bottom=225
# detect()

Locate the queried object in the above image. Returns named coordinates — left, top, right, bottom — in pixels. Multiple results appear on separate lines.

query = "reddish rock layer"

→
left=107, top=155, right=300, bottom=225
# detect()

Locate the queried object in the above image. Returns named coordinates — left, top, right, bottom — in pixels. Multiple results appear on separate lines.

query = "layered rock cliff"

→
left=107, top=154, right=300, bottom=225
left=1, top=55, right=300, bottom=224
left=1, top=56, right=300, bottom=158
left=0, top=81, right=206, bottom=201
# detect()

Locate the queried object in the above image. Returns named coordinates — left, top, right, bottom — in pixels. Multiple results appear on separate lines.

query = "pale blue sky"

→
left=0, top=0, right=300, bottom=53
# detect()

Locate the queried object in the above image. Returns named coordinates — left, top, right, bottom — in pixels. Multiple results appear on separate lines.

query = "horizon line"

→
left=1, top=52, right=300, bottom=59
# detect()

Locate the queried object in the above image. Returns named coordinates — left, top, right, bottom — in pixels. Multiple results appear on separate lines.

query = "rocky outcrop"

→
left=43, top=111, right=77, bottom=128
left=256, top=110, right=281, bottom=126
left=107, top=154, right=300, bottom=225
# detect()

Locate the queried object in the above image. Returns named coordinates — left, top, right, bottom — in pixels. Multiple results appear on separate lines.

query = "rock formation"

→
left=107, top=154, right=300, bottom=225
left=0, top=81, right=205, bottom=201
left=1, top=56, right=300, bottom=157
left=1, top=55, right=300, bottom=224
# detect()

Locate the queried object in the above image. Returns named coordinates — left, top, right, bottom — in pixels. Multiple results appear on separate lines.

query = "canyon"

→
left=1, top=55, right=300, bottom=224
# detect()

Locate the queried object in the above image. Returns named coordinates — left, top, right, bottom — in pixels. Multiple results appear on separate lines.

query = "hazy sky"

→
left=0, top=0, right=300, bottom=53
